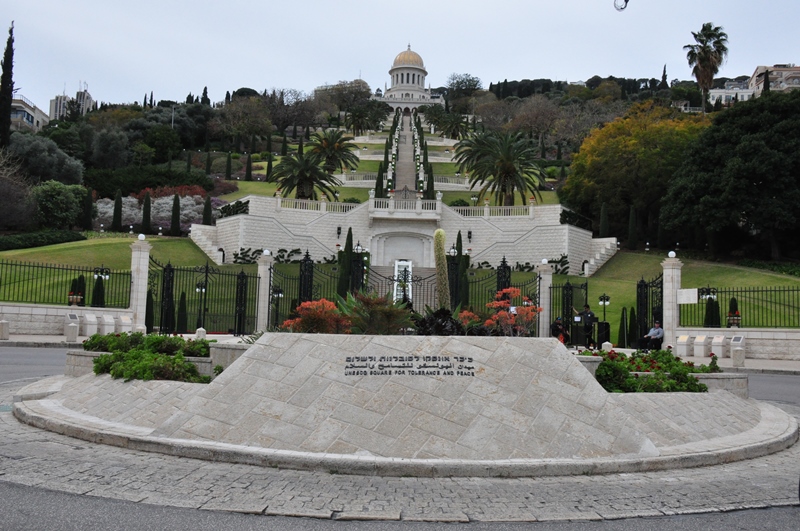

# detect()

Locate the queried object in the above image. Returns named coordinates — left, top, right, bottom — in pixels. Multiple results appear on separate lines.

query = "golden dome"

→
left=392, top=45, right=425, bottom=69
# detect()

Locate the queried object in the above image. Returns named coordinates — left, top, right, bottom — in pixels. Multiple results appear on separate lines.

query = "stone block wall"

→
left=676, top=328, right=800, bottom=361
left=0, top=303, right=133, bottom=336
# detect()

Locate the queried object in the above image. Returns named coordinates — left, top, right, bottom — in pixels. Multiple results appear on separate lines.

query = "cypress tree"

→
left=177, top=292, right=188, bottom=333
left=249, top=134, right=256, bottom=154
left=627, top=206, right=637, bottom=250
left=628, top=306, right=638, bottom=347
left=599, top=202, right=609, bottom=238
left=305, top=125, right=311, bottom=140
left=425, top=164, right=435, bottom=200
left=292, top=123, right=297, bottom=139
left=374, top=162, right=384, bottom=199
left=234, top=133, right=241, bottom=152
left=202, top=195, right=212, bottom=225
left=82, top=188, right=94, bottom=231
left=0, top=22, right=14, bottom=149
left=337, top=228, right=353, bottom=297
left=225, top=152, right=232, bottom=180
left=111, top=189, right=123, bottom=232
left=170, top=194, right=181, bottom=236
left=266, top=133, right=272, bottom=154
left=205, top=151, right=212, bottom=175
left=244, top=153, right=252, bottom=181
left=266, top=156, right=273, bottom=180
left=763, top=69, right=770, bottom=94
left=281, top=133, right=288, bottom=156
left=186, top=151, right=192, bottom=173
left=145, top=290, right=154, bottom=333
left=167, top=151, right=172, bottom=171
left=617, top=307, right=628, bottom=348
left=297, top=136, right=303, bottom=157
left=91, top=276, right=105, bottom=308
left=141, top=191, right=152, bottom=234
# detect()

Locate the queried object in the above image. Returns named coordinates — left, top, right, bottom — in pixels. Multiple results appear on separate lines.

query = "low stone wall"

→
left=676, top=328, right=800, bottom=361
left=0, top=303, right=133, bottom=336
left=696, top=373, right=749, bottom=399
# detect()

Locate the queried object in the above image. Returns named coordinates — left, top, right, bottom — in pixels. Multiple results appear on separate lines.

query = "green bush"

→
left=84, top=332, right=212, bottom=358
left=95, top=349, right=210, bottom=383
left=84, top=166, right=213, bottom=199
left=588, top=349, right=713, bottom=393
left=0, top=230, right=87, bottom=251
left=83, top=332, right=145, bottom=353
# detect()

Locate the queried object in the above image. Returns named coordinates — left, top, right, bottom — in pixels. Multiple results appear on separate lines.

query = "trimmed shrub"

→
left=0, top=230, right=86, bottom=252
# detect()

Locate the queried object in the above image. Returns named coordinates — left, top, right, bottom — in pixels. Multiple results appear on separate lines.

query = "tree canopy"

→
left=661, top=90, right=800, bottom=259
left=560, top=102, right=709, bottom=242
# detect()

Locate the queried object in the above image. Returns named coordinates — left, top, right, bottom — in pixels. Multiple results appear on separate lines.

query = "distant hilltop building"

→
left=749, top=64, right=800, bottom=97
left=10, top=95, right=49, bottom=133
left=49, top=85, right=95, bottom=120
left=372, top=45, right=443, bottom=113
left=709, top=79, right=754, bottom=107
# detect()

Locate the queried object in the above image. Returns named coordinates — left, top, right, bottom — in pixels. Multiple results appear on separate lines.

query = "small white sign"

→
left=677, top=289, right=698, bottom=304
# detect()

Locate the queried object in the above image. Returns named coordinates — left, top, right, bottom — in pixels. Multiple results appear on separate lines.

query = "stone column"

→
left=256, top=252, right=275, bottom=332
left=536, top=261, right=554, bottom=338
left=661, top=253, right=683, bottom=347
left=129, top=237, right=152, bottom=332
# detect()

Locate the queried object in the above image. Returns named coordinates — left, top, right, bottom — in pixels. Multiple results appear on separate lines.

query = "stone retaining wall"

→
left=0, top=303, right=133, bottom=336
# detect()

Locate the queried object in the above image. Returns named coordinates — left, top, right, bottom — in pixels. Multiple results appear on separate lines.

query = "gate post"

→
left=661, top=253, right=683, bottom=348
left=496, top=256, right=511, bottom=293
left=536, top=261, right=553, bottom=338
left=256, top=252, right=274, bottom=332
left=129, top=236, right=152, bottom=332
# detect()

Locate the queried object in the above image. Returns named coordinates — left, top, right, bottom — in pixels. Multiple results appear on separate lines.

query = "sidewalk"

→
left=0, top=333, right=245, bottom=350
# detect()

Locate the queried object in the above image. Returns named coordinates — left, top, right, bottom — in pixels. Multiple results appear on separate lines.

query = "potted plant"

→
left=727, top=297, right=741, bottom=328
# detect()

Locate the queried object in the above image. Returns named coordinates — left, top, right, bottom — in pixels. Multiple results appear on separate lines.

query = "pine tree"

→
left=81, top=188, right=94, bottom=231
left=141, top=191, right=152, bottom=234
left=111, top=189, right=123, bottom=232
left=599, top=202, right=609, bottom=238
left=337, top=228, right=353, bottom=297
left=0, top=22, right=14, bottom=149
left=225, top=152, right=232, bottom=180
left=244, top=153, right=252, bottom=181
left=170, top=194, right=181, bottom=236
left=202, top=195, right=212, bottom=225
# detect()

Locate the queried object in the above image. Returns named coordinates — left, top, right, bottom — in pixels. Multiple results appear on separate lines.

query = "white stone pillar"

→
left=661, top=254, right=683, bottom=348
left=536, top=261, right=554, bottom=338
left=129, top=238, right=152, bottom=332
left=256, top=252, right=275, bottom=332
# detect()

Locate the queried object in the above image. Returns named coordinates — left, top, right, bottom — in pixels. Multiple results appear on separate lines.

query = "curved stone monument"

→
left=13, top=334, right=798, bottom=477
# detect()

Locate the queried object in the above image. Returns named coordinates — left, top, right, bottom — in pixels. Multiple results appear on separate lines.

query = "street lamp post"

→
left=598, top=293, right=610, bottom=323
left=195, top=280, right=207, bottom=330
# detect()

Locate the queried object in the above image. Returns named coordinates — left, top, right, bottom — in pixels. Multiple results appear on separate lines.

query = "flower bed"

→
left=580, top=349, right=720, bottom=393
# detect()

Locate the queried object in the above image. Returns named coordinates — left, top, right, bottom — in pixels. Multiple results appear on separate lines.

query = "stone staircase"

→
left=190, top=225, right=223, bottom=264
left=587, top=238, right=617, bottom=275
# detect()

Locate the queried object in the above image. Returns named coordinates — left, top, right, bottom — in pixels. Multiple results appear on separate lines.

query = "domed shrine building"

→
left=374, top=45, right=444, bottom=113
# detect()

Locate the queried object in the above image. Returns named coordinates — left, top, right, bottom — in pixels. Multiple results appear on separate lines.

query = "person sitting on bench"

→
left=640, top=321, right=664, bottom=350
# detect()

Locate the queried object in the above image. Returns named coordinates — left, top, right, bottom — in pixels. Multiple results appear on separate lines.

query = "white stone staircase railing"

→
left=190, top=224, right=223, bottom=264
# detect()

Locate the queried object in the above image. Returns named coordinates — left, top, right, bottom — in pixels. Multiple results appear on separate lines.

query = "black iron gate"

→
left=636, top=273, right=663, bottom=339
left=268, top=253, right=339, bottom=328
left=366, top=266, right=438, bottom=312
left=148, top=257, right=259, bottom=335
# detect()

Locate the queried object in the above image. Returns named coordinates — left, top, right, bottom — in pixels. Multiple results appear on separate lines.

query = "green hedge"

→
left=585, top=349, right=717, bottom=393
left=0, top=230, right=87, bottom=252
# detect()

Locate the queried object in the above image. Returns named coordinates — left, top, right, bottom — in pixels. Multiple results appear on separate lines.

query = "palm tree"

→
left=268, top=150, right=339, bottom=200
left=439, top=112, right=469, bottom=140
left=454, top=131, right=546, bottom=206
left=684, top=22, right=729, bottom=114
left=306, top=129, right=359, bottom=175
left=344, top=106, right=370, bottom=136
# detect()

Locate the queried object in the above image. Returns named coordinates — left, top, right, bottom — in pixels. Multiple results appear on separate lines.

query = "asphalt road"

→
left=1, top=346, right=798, bottom=530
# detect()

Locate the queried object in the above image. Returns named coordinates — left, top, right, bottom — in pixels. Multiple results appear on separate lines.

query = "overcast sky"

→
left=5, top=1, right=797, bottom=111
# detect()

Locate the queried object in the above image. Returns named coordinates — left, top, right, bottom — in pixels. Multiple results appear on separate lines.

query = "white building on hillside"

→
left=373, top=45, right=443, bottom=113
left=749, top=64, right=800, bottom=97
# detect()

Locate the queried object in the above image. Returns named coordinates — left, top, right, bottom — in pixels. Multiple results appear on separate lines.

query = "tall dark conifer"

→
left=81, top=188, right=94, bottom=231
left=244, top=154, right=252, bottom=181
left=337, top=228, right=353, bottom=297
left=374, top=162, right=384, bottom=199
left=141, top=191, right=152, bottom=234
left=0, top=22, right=14, bottom=149
left=111, top=189, right=123, bottom=232
left=202, top=195, right=212, bottom=225
left=170, top=194, right=181, bottom=236
left=205, top=151, right=212, bottom=175
left=281, top=133, right=288, bottom=156
left=225, top=152, right=232, bottom=180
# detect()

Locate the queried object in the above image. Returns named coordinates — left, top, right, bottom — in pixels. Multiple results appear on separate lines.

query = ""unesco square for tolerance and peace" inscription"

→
left=344, top=355, right=476, bottom=377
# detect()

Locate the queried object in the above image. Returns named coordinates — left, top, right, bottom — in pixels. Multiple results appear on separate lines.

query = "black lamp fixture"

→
left=448, top=244, right=458, bottom=257
left=470, top=195, right=478, bottom=206
left=598, top=293, right=610, bottom=323
left=467, top=230, right=472, bottom=243
left=93, top=266, right=110, bottom=280
left=645, top=241, right=650, bottom=252
left=337, top=226, right=341, bottom=239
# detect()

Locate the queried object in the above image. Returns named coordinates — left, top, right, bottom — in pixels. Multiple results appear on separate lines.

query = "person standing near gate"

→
left=574, top=304, right=596, bottom=349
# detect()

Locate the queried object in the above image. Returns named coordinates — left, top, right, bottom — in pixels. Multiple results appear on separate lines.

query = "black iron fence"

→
left=680, top=286, right=800, bottom=328
left=269, top=255, right=340, bottom=329
left=0, top=259, right=131, bottom=308
left=148, top=258, right=259, bottom=335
